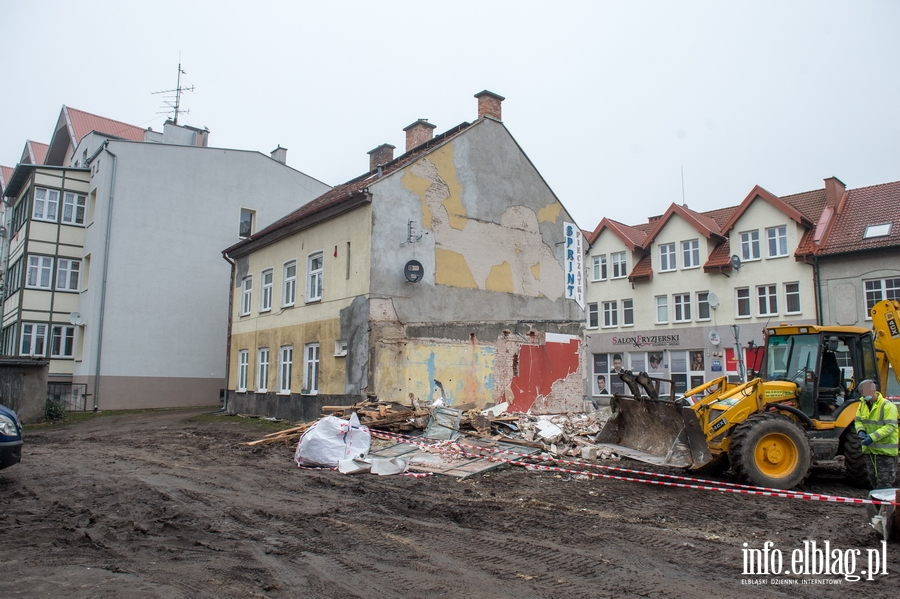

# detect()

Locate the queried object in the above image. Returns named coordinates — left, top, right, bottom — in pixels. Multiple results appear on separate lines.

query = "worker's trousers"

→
left=865, top=454, right=898, bottom=489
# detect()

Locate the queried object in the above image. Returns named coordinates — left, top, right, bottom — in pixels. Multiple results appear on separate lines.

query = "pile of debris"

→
left=243, top=398, right=618, bottom=461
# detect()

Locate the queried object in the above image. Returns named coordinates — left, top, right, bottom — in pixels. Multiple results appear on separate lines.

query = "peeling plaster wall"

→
left=365, top=119, right=584, bottom=411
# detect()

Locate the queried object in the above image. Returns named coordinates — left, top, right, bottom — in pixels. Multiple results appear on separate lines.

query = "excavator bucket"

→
left=596, top=396, right=713, bottom=468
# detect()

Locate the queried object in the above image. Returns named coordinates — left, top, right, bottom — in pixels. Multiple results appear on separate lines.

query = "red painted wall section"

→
left=507, top=337, right=581, bottom=413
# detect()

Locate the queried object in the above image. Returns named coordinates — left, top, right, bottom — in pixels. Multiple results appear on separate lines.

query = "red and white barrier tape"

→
left=369, top=429, right=897, bottom=506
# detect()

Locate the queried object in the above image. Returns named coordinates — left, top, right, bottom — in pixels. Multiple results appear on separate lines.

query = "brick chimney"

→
left=475, top=90, right=505, bottom=121
left=403, top=119, right=436, bottom=152
left=824, top=176, right=846, bottom=208
left=270, top=145, right=287, bottom=164
left=367, top=143, right=395, bottom=172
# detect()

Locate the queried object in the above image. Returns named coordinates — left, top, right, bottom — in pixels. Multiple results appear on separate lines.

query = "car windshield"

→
left=764, top=334, right=818, bottom=382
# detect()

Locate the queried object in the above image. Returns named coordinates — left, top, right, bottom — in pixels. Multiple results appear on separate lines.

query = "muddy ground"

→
left=1, top=408, right=897, bottom=599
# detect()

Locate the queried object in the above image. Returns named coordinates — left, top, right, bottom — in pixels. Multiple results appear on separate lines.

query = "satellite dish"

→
left=404, top=260, right=423, bottom=283
left=707, top=292, right=719, bottom=309
left=68, top=311, right=83, bottom=325
left=730, top=255, right=742, bottom=270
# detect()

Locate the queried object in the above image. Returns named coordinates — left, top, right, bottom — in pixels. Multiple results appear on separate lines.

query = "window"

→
left=655, top=295, right=668, bottom=324
left=587, top=303, right=599, bottom=328
left=307, top=251, right=323, bottom=301
left=674, top=293, right=691, bottom=322
left=240, top=276, right=252, bottom=316
left=611, top=252, right=627, bottom=278
left=257, top=348, right=270, bottom=392
left=20, top=323, right=47, bottom=357
left=622, top=298, right=634, bottom=326
left=736, top=287, right=751, bottom=317
left=50, top=325, right=75, bottom=358
left=864, top=278, right=900, bottom=313
left=740, top=230, right=760, bottom=261
left=26, top=256, right=53, bottom=289
left=56, top=259, right=81, bottom=291
left=260, top=269, right=273, bottom=312
left=61, top=192, right=86, bottom=225
left=785, top=282, right=801, bottom=314
left=32, top=187, right=59, bottom=222
left=766, top=225, right=788, bottom=257
left=279, top=346, right=293, bottom=394
left=239, top=209, right=254, bottom=238
left=602, top=301, right=618, bottom=328
left=304, top=343, right=320, bottom=394
left=237, top=350, right=249, bottom=392
left=863, top=223, right=892, bottom=239
left=757, top=284, right=778, bottom=316
left=591, top=254, right=607, bottom=281
left=682, top=239, right=700, bottom=269
left=695, top=292, right=709, bottom=321
left=659, top=243, right=676, bottom=272
left=283, top=261, right=297, bottom=306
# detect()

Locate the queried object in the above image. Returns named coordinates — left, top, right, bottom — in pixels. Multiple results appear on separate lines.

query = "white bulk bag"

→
left=294, top=413, right=371, bottom=468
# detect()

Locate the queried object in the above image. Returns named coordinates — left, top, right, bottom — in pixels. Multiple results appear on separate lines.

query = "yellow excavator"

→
left=597, top=300, right=900, bottom=489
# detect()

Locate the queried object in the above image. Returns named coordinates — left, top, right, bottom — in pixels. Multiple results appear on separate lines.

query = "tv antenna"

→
left=153, top=59, right=194, bottom=124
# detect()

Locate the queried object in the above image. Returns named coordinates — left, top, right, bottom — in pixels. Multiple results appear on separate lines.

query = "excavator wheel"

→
left=841, top=427, right=873, bottom=489
left=729, top=412, right=811, bottom=490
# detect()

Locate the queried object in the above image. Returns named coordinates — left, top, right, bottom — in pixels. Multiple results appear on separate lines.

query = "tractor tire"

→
left=728, top=412, right=811, bottom=490
left=842, top=428, right=873, bottom=489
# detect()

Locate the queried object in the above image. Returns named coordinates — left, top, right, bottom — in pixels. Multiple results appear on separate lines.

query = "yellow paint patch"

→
left=486, top=261, right=514, bottom=293
left=537, top=201, right=562, bottom=223
left=531, top=262, right=540, bottom=279
left=401, top=167, right=434, bottom=228
left=435, top=248, right=477, bottom=288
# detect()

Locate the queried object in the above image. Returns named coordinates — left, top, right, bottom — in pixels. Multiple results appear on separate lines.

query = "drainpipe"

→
left=813, top=255, right=823, bottom=326
left=92, top=142, right=117, bottom=410
left=221, top=249, right=236, bottom=412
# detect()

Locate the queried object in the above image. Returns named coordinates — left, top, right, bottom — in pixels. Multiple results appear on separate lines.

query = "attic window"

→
left=863, top=223, right=892, bottom=239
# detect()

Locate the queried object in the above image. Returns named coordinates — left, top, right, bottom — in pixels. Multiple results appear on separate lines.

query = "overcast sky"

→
left=2, top=1, right=897, bottom=230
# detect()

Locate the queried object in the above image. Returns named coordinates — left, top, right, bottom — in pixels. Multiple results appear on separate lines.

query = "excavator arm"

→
left=871, top=300, right=900, bottom=390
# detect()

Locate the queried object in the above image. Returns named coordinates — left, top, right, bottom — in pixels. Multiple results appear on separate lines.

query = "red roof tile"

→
left=63, top=106, right=146, bottom=145
left=643, top=203, right=726, bottom=246
left=628, top=253, right=653, bottom=282
left=703, top=239, right=733, bottom=272
left=0, top=165, right=14, bottom=195
left=721, top=185, right=813, bottom=234
left=814, top=180, right=900, bottom=255
left=586, top=218, right=648, bottom=250
left=24, top=140, right=49, bottom=165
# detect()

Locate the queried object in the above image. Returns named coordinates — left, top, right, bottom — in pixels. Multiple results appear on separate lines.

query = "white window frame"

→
left=239, top=208, right=254, bottom=238
left=602, top=301, right=618, bottom=328
left=587, top=303, right=599, bottom=329
left=32, top=187, right=59, bottom=222
left=26, top=255, right=53, bottom=289
left=56, top=258, right=81, bottom=291
left=240, top=276, right=252, bottom=316
left=622, top=298, right=634, bottom=327
left=766, top=225, right=788, bottom=258
left=757, top=284, right=778, bottom=316
left=697, top=292, right=711, bottom=321
left=278, top=345, right=293, bottom=394
left=611, top=252, right=627, bottom=279
left=283, top=261, right=297, bottom=307
left=307, top=251, right=324, bottom=302
left=257, top=348, right=270, bottom=392
left=304, top=343, right=320, bottom=394
left=260, top=269, right=274, bottom=312
left=655, top=295, right=668, bottom=324
left=659, top=243, right=676, bottom=272
left=736, top=287, right=751, bottom=318
left=61, top=192, right=86, bottom=225
left=50, top=325, right=75, bottom=358
left=682, top=239, right=700, bottom=269
left=784, top=282, right=801, bottom=314
left=740, top=230, right=761, bottom=261
left=237, top=349, right=249, bottom=392
left=864, top=277, right=900, bottom=317
left=673, top=293, right=691, bottom=322
left=20, top=323, right=48, bottom=357
left=591, top=254, right=607, bottom=281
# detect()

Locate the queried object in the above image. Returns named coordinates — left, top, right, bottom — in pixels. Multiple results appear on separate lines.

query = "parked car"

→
left=0, top=404, right=23, bottom=470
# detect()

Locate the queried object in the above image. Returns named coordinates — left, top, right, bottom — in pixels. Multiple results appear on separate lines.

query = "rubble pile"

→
left=244, top=399, right=620, bottom=462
